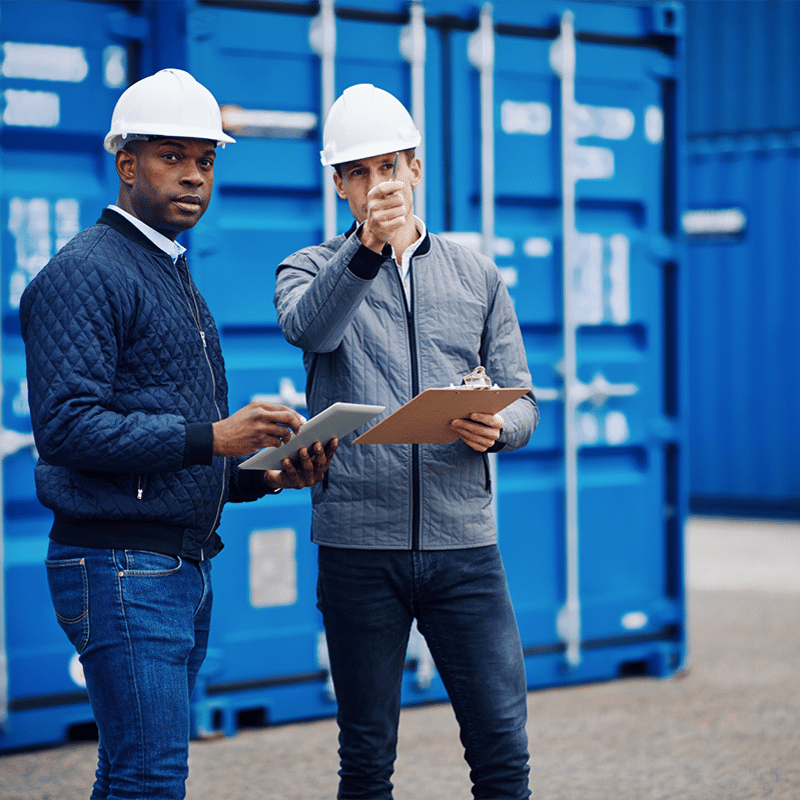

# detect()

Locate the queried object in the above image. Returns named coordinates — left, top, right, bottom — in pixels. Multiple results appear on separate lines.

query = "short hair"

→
left=334, top=148, right=416, bottom=178
left=120, top=134, right=156, bottom=151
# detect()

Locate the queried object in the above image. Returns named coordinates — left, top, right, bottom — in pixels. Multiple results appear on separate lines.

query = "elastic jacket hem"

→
left=50, top=514, right=191, bottom=558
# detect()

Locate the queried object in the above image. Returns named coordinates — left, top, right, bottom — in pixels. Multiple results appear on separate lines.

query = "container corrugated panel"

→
left=684, top=0, right=800, bottom=137
left=0, top=0, right=132, bottom=750
left=685, top=136, right=800, bottom=516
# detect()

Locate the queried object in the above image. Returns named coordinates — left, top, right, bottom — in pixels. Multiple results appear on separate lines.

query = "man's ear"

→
left=332, top=171, right=348, bottom=200
left=408, top=156, right=422, bottom=189
left=115, top=148, right=136, bottom=186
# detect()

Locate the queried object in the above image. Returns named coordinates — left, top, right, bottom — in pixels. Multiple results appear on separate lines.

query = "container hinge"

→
left=651, top=2, right=684, bottom=36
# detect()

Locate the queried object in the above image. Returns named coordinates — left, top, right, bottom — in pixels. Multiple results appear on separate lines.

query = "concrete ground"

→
left=1, top=515, right=799, bottom=799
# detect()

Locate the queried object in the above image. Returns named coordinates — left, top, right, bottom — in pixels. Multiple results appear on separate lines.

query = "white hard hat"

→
left=320, top=84, right=421, bottom=167
left=104, top=68, right=235, bottom=154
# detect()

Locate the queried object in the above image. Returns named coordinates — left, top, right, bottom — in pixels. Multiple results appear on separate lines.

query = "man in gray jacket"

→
left=274, top=84, right=538, bottom=800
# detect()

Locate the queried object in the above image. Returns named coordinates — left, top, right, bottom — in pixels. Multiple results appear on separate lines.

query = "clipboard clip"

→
left=462, top=366, right=493, bottom=388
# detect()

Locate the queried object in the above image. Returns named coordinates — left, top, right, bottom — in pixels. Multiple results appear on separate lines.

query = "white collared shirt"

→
left=108, top=205, right=186, bottom=263
left=392, top=215, right=427, bottom=306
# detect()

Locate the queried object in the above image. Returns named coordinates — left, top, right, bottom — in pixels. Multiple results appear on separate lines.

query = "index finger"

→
left=253, top=403, right=306, bottom=434
left=469, top=412, right=503, bottom=429
left=370, top=179, right=404, bottom=198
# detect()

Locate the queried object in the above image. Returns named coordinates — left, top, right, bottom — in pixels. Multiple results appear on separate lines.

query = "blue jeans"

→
left=45, top=540, right=212, bottom=800
left=317, top=545, right=531, bottom=800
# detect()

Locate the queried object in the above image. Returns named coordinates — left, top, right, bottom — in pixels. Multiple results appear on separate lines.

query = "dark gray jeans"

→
left=317, top=544, right=531, bottom=800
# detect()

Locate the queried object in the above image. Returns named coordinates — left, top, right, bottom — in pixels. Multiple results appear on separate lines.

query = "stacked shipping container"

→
left=684, top=0, right=800, bottom=516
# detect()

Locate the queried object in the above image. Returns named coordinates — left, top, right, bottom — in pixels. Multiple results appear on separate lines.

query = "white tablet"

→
left=238, top=402, right=385, bottom=471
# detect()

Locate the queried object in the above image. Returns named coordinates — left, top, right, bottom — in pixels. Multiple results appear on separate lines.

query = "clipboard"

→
left=353, top=386, right=529, bottom=445
left=239, top=402, right=384, bottom=470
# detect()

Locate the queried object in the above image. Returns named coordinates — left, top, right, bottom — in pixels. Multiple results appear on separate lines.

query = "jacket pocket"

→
left=45, top=557, right=89, bottom=654
left=481, top=451, right=492, bottom=491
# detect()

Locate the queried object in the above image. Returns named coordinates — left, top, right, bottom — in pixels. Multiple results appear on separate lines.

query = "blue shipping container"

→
left=683, top=0, right=800, bottom=516
left=685, top=136, right=800, bottom=516
left=1, top=0, right=687, bottom=750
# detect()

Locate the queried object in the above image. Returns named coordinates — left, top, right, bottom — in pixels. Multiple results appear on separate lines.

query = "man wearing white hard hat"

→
left=275, top=83, right=538, bottom=799
left=21, top=69, right=336, bottom=799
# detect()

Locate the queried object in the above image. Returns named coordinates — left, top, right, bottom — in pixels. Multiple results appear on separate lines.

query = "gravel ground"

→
left=1, top=515, right=799, bottom=800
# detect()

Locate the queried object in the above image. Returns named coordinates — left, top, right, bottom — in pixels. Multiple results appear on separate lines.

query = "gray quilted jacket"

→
left=20, top=209, right=267, bottom=560
left=275, top=226, right=539, bottom=550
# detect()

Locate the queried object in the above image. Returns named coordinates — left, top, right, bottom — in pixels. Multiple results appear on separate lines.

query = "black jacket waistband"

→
left=50, top=515, right=188, bottom=558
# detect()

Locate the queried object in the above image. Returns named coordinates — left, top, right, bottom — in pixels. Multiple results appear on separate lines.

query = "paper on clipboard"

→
left=353, top=387, right=529, bottom=445
left=239, top=402, right=384, bottom=470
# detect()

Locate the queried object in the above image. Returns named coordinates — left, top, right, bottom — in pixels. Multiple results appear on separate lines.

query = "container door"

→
left=435, top=0, right=686, bottom=682
left=150, top=0, right=445, bottom=733
left=159, top=0, right=331, bottom=732
left=0, top=0, right=133, bottom=749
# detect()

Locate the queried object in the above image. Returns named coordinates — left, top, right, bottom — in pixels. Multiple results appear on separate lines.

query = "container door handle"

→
left=562, top=370, right=638, bottom=408
left=534, top=373, right=638, bottom=408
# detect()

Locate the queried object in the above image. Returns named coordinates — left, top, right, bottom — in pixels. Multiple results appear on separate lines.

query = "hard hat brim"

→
left=104, top=125, right=236, bottom=154
left=320, top=135, right=421, bottom=167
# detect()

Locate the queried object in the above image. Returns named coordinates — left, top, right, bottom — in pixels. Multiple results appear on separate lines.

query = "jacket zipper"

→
left=400, top=262, right=421, bottom=551
left=174, top=256, right=227, bottom=559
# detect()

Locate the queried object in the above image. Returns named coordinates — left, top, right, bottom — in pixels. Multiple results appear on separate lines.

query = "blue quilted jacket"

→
left=20, top=209, right=265, bottom=560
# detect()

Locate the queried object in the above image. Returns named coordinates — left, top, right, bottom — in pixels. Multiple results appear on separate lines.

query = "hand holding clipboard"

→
left=354, top=367, right=529, bottom=445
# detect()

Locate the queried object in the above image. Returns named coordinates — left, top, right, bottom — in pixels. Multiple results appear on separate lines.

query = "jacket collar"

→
left=97, top=208, right=170, bottom=257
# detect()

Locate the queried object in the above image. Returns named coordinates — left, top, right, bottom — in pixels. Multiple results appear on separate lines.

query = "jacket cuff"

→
left=236, top=467, right=271, bottom=499
left=183, top=422, right=214, bottom=467
left=347, top=229, right=389, bottom=279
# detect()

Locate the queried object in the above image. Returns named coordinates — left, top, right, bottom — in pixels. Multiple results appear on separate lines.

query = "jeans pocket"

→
left=45, top=557, right=90, bottom=654
left=120, top=550, right=182, bottom=575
